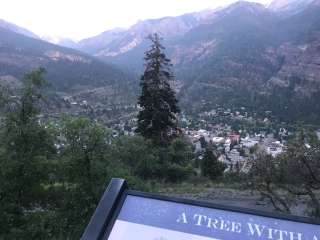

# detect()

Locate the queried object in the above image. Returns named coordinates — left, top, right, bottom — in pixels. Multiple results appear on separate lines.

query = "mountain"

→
left=77, top=0, right=320, bottom=122
left=79, top=1, right=278, bottom=86
left=171, top=1, right=277, bottom=80
left=41, top=36, right=79, bottom=49
left=77, top=10, right=220, bottom=72
left=3, top=2, right=318, bottom=123
left=268, top=0, right=315, bottom=15
left=78, top=28, right=126, bottom=55
left=176, top=1, right=320, bottom=122
left=77, top=2, right=277, bottom=75
left=0, top=25, right=133, bottom=93
left=0, top=19, right=39, bottom=39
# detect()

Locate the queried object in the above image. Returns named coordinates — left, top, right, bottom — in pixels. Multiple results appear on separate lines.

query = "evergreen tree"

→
left=136, top=33, right=180, bottom=145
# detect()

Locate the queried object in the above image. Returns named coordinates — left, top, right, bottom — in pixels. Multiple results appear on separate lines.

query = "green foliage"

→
left=249, top=131, right=320, bottom=217
left=168, top=137, right=194, bottom=165
left=201, top=148, right=226, bottom=181
left=0, top=68, right=55, bottom=237
left=1, top=65, right=320, bottom=238
left=59, top=116, right=110, bottom=185
left=158, top=137, right=195, bottom=182
left=0, top=69, right=144, bottom=239
left=111, top=135, right=160, bottom=180
left=53, top=116, right=109, bottom=238
left=111, top=136, right=194, bottom=182
left=158, top=163, right=194, bottom=183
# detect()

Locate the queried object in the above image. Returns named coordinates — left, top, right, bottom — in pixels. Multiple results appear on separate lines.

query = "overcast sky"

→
left=0, top=0, right=273, bottom=40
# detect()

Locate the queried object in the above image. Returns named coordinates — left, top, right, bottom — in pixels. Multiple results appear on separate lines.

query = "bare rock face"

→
left=93, top=14, right=201, bottom=58
left=44, top=50, right=92, bottom=63
left=77, top=8, right=222, bottom=60
left=78, top=28, right=126, bottom=54
left=171, top=40, right=218, bottom=65
left=263, top=21, right=320, bottom=98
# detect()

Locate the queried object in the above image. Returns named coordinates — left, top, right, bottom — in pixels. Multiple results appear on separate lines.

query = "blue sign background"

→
left=114, top=195, right=320, bottom=240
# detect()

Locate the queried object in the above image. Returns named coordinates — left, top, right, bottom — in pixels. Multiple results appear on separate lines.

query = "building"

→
left=265, top=142, right=284, bottom=158
left=212, top=137, right=225, bottom=144
left=225, top=149, right=246, bottom=172
left=229, top=133, right=241, bottom=143
left=241, top=137, right=259, bottom=148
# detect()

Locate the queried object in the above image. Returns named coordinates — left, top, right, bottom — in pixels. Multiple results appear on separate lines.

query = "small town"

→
left=45, top=93, right=320, bottom=177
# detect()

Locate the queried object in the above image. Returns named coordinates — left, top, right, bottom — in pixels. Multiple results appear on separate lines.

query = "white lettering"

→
left=267, top=228, right=289, bottom=240
left=231, top=222, right=242, bottom=233
left=193, top=214, right=207, bottom=226
left=289, top=232, right=302, bottom=240
left=248, top=223, right=266, bottom=237
left=276, top=229, right=288, bottom=240
left=268, top=228, right=275, bottom=239
left=220, top=219, right=231, bottom=231
left=207, top=217, right=218, bottom=229
left=176, top=212, right=188, bottom=224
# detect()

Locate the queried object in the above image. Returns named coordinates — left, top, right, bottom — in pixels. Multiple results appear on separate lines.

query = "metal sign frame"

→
left=81, top=178, right=320, bottom=240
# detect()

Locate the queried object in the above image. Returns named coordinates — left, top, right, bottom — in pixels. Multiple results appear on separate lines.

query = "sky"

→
left=0, top=0, right=273, bottom=41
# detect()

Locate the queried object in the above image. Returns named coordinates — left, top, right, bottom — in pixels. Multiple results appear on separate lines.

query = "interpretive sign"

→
left=81, top=179, right=320, bottom=240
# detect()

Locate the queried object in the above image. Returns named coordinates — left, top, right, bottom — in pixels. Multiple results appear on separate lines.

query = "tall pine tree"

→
left=136, top=33, right=180, bottom=145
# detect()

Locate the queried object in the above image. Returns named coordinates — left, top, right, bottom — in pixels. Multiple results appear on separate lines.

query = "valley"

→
left=1, top=0, right=320, bottom=125
left=2, top=0, right=320, bottom=184
left=0, top=0, right=320, bottom=238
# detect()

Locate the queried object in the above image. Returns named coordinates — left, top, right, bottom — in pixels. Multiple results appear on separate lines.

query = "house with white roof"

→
left=241, top=137, right=259, bottom=148
left=265, top=142, right=284, bottom=158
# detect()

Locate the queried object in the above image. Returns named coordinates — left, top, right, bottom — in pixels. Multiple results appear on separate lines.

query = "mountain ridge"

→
left=0, top=25, right=134, bottom=93
left=1, top=1, right=320, bottom=122
left=73, top=0, right=320, bottom=122
left=0, top=19, right=39, bottom=39
left=269, top=0, right=316, bottom=15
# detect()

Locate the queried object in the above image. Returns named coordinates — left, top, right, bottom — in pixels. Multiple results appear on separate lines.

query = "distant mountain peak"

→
left=211, top=0, right=274, bottom=23
left=224, top=1, right=268, bottom=14
left=0, top=19, right=39, bottom=39
left=228, top=1, right=265, bottom=9
left=41, top=35, right=79, bottom=49
left=269, top=0, right=315, bottom=14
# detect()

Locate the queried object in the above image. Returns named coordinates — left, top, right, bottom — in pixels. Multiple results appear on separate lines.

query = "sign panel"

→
left=107, top=195, right=320, bottom=240
left=81, top=179, right=320, bottom=240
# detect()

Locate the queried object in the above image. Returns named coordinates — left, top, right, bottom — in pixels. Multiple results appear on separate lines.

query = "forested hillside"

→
left=0, top=26, right=133, bottom=92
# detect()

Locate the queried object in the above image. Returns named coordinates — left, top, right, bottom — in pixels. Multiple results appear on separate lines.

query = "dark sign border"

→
left=81, top=178, right=320, bottom=240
